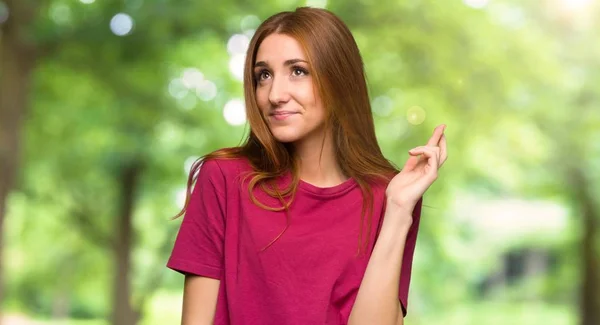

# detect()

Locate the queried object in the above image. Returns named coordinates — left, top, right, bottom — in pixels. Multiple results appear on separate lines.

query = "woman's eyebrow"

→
left=254, top=59, right=308, bottom=68
left=282, top=59, right=308, bottom=66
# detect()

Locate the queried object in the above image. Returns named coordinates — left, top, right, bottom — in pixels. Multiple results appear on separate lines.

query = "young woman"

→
left=167, top=7, right=447, bottom=325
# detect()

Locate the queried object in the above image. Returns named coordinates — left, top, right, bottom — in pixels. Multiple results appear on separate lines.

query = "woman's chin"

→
left=271, top=129, right=302, bottom=143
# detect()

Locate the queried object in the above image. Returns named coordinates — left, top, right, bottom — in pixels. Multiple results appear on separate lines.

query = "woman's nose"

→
left=268, top=76, right=291, bottom=105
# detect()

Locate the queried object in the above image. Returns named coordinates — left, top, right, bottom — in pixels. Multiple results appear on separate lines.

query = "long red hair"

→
left=175, top=7, right=399, bottom=251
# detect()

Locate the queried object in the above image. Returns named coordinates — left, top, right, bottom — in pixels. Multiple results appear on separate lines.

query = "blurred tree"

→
left=4, top=0, right=257, bottom=323
left=520, top=2, right=600, bottom=323
left=0, top=0, right=40, bottom=318
left=0, top=0, right=598, bottom=324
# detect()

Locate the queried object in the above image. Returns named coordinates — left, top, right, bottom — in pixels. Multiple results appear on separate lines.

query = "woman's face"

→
left=254, top=33, right=327, bottom=145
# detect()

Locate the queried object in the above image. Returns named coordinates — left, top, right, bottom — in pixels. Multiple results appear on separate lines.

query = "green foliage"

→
left=2, top=0, right=598, bottom=323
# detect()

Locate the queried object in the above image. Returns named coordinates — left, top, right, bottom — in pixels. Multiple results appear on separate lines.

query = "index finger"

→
left=426, top=124, right=446, bottom=147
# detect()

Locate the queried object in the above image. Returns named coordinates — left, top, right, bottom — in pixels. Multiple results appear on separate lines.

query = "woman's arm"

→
left=181, top=275, right=220, bottom=325
left=347, top=205, right=411, bottom=325
left=349, top=124, right=447, bottom=324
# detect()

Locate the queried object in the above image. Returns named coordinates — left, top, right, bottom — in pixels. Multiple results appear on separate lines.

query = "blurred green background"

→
left=0, top=0, right=599, bottom=324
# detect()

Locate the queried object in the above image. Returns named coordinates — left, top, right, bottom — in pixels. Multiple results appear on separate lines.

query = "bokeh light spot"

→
left=463, top=0, right=488, bottom=9
left=181, top=68, right=204, bottom=89
left=184, top=156, right=201, bottom=176
left=110, top=13, right=134, bottom=36
left=406, top=106, right=426, bottom=125
left=306, top=0, right=328, bottom=8
left=223, top=99, right=247, bottom=126
left=168, top=79, right=188, bottom=99
left=196, top=80, right=218, bottom=101
left=79, top=0, right=95, bottom=4
left=229, top=54, right=246, bottom=82
left=227, top=34, right=250, bottom=55
left=176, top=188, right=187, bottom=210
left=49, top=3, right=72, bottom=25
left=493, top=4, right=525, bottom=29
left=241, top=15, right=261, bottom=33
left=560, top=0, right=593, bottom=12
left=0, top=1, right=9, bottom=24
left=178, top=94, right=197, bottom=111
left=372, top=96, right=394, bottom=117
left=172, top=68, right=219, bottom=102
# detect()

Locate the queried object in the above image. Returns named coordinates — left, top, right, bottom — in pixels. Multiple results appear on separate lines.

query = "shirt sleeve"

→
left=166, top=159, right=227, bottom=279
left=398, top=197, right=422, bottom=317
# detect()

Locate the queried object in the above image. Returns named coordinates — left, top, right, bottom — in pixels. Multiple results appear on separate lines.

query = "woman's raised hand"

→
left=385, top=124, right=448, bottom=222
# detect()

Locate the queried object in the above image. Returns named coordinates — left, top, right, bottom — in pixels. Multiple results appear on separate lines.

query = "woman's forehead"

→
left=255, top=34, right=307, bottom=64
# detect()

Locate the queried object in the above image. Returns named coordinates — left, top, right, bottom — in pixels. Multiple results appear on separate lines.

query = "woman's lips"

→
left=270, top=112, right=298, bottom=121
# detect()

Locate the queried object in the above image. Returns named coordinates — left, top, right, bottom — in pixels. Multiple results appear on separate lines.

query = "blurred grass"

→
left=412, top=301, right=575, bottom=325
left=9, top=293, right=574, bottom=325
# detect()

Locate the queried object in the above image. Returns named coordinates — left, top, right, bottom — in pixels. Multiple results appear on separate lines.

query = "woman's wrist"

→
left=383, top=199, right=415, bottom=228
left=379, top=209, right=412, bottom=250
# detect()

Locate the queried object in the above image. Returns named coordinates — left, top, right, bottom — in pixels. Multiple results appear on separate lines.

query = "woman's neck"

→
left=293, top=132, right=348, bottom=187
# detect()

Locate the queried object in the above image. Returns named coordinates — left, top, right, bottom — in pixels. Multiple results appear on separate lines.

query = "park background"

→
left=0, top=0, right=599, bottom=324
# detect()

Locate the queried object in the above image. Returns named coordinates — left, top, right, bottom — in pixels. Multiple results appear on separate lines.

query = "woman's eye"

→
left=293, top=68, right=307, bottom=76
left=257, top=71, right=270, bottom=81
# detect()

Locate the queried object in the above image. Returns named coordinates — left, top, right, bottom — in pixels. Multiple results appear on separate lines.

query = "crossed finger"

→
left=426, top=124, right=446, bottom=147
left=439, top=133, right=447, bottom=167
left=410, top=124, right=448, bottom=168
left=426, top=124, right=447, bottom=167
left=409, top=146, right=441, bottom=168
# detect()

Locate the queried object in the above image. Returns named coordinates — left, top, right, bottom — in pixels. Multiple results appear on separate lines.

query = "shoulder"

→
left=204, top=156, right=252, bottom=174
left=199, top=156, right=253, bottom=185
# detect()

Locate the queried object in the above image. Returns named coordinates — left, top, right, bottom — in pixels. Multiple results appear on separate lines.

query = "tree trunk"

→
left=111, top=161, right=143, bottom=325
left=570, top=168, right=600, bottom=325
left=0, top=0, right=37, bottom=318
left=524, top=249, right=547, bottom=301
left=51, top=287, right=70, bottom=319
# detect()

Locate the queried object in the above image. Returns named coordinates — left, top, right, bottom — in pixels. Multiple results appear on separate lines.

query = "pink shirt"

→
left=167, top=157, right=422, bottom=325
